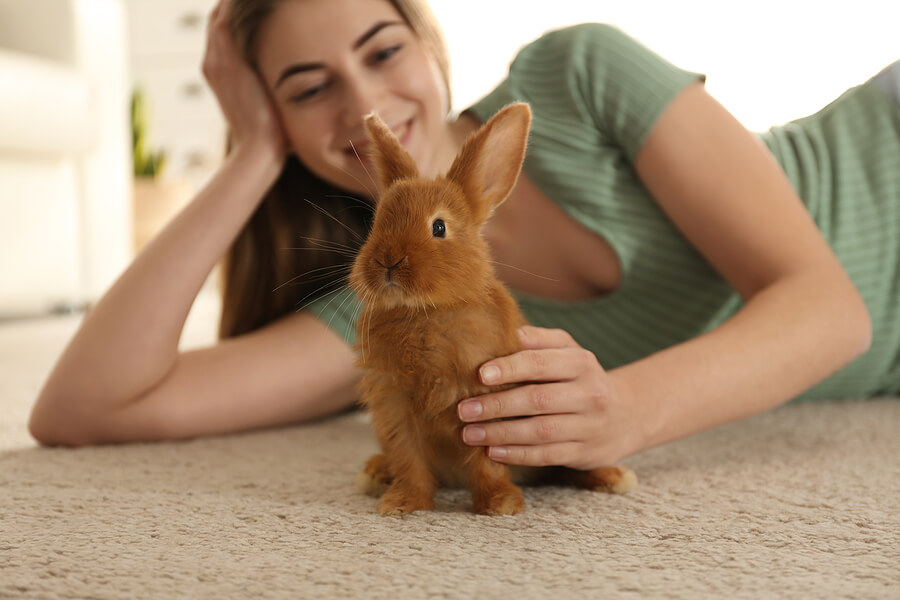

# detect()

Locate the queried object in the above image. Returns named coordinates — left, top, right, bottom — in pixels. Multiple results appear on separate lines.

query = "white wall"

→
left=431, top=0, right=899, bottom=132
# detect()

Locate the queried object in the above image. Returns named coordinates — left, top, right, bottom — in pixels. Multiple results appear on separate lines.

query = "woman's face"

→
left=255, top=0, right=449, bottom=196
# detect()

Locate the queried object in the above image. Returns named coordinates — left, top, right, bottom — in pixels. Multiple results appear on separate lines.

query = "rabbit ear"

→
left=446, top=102, right=531, bottom=223
left=364, top=113, right=419, bottom=193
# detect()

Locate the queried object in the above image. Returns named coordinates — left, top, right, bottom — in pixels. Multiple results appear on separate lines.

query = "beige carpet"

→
left=1, top=295, right=898, bottom=599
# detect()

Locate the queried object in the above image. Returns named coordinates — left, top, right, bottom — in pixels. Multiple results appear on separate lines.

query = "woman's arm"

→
left=31, top=308, right=361, bottom=446
left=29, top=0, right=362, bottom=445
left=615, top=81, right=871, bottom=449
left=28, top=142, right=362, bottom=446
left=457, top=82, right=872, bottom=469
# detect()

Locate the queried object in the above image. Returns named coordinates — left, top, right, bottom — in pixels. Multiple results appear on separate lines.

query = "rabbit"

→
left=350, top=103, right=637, bottom=516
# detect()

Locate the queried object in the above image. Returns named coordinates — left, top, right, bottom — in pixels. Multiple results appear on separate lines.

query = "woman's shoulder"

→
left=511, top=23, right=654, bottom=71
left=468, top=23, right=647, bottom=120
left=469, top=23, right=703, bottom=157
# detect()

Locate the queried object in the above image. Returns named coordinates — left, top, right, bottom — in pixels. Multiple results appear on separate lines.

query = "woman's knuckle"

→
left=491, top=395, right=507, bottom=419
left=529, top=350, right=548, bottom=372
left=588, top=387, right=611, bottom=416
left=577, top=348, right=597, bottom=368
left=529, top=385, right=551, bottom=413
left=535, top=418, right=556, bottom=442
left=538, top=446, right=557, bottom=467
left=555, top=328, right=574, bottom=344
left=495, top=424, right=512, bottom=445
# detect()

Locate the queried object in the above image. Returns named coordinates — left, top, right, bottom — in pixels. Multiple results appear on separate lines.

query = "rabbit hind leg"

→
left=562, top=465, right=638, bottom=494
left=356, top=453, right=393, bottom=497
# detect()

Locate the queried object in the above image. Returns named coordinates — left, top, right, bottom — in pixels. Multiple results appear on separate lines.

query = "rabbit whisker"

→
left=421, top=284, right=439, bottom=313
left=302, top=198, right=365, bottom=243
left=292, top=234, right=359, bottom=253
left=323, top=194, right=376, bottom=214
left=362, top=289, right=375, bottom=362
left=273, top=263, right=351, bottom=293
left=292, top=269, right=353, bottom=287
left=348, top=140, right=379, bottom=193
left=356, top=291, right=366, bottom=362
left=300, top=282, right=351, bottom=318
left=359, top=291, right=368, bottom=362
left=285, top=245, right=358, bottom=259
left=335, top=162, right=376, bottom=200
left=293, top=279, right=349, bottom=314
left=489, top=260, right=560, bottom=282
left=326, top=285, right=358, bottom=335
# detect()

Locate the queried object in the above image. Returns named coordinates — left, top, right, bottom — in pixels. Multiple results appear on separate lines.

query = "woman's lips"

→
left=346, top=118, right=413, bottom=160
left=393, top=119, right=412, bottom=146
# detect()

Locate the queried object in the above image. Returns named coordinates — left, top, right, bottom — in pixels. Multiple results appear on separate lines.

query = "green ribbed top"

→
left=308, top=23, right=900, bottom=400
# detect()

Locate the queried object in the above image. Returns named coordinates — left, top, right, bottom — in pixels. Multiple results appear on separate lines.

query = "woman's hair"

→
left=220, top=0, right=451, bottom=338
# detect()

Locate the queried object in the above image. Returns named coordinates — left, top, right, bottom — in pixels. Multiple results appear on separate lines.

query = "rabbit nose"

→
left=376, top=256, right=406, bottom=282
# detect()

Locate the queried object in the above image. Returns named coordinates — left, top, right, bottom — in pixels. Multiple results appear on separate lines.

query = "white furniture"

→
left=0, top=0, right=132, bottom=317
left=125, top=0, right=225, bottom=190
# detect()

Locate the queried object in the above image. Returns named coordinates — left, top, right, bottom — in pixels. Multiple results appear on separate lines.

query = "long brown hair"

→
left=220, top=0, right=451, bottom=338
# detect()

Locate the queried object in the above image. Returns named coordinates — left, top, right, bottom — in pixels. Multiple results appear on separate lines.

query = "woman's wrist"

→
left=608, top=366, right=661, bottom=460
left=226, top=134, right=285, bottom=191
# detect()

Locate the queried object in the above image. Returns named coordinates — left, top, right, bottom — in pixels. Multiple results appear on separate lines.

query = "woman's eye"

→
left=290, top=83, right=328, bottom=103
left=373, top=45, right=402, bottom=63
left=432, top=219, right=446, bottom=238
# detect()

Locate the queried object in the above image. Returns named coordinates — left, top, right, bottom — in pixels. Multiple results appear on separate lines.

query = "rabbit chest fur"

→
left=356, top=280, right=526, bottom=488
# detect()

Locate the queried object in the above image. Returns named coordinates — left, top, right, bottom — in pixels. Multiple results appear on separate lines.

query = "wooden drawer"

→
left=133, top=60, right=220, bottom=125
left=127, top=0, right=216, bottom=58
left=151, top=117, right=227, bottom=175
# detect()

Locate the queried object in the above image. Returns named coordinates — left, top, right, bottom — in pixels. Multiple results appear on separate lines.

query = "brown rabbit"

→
left=350, top=103, right=637, bottom=516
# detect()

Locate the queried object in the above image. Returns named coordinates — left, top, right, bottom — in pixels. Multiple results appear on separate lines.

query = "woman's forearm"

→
left=613, top=270, right=872, bottom=454
left=36, top=141, right=282, bottom=410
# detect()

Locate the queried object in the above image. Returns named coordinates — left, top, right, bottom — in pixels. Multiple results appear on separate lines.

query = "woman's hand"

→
left=203, top=0, right=286, bottom=160
left=458, top=326, right=643, bottom=471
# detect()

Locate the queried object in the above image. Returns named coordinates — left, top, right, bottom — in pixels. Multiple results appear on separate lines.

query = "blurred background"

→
left=0, top=0, right=897, bottom=320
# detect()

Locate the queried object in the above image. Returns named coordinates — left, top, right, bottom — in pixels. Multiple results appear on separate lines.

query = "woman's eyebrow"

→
left=354, top=20, right=403, bottom=50
left=275, top=20, right=405, bottom=89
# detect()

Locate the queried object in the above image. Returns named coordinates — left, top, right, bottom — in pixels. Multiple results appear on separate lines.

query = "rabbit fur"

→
left=350, top=103, right=636, bottom=516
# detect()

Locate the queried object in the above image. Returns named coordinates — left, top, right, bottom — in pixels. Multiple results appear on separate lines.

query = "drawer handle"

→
left=178, top=12, right=204, bottom=30
left=181, top=82, right=205, bottom=98
left=186, top=151, right=209, bottom=167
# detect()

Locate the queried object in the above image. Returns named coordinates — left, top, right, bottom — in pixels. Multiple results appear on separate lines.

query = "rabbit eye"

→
left=432, top=219, right=446, bottom=238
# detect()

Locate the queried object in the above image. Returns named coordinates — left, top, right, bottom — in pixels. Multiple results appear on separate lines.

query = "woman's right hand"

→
left=203, top=0, right=286, bottom=161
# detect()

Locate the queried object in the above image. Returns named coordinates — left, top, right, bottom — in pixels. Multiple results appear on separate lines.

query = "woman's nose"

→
left=342, top=74, right=383, bottom=126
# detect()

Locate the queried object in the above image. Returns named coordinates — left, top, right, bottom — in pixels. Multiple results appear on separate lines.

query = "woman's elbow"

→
left=28, top=392, right=97, bottom=447
left=855, top=304, right=873, bottom=357
left=844, top=285, right=873, bottom=359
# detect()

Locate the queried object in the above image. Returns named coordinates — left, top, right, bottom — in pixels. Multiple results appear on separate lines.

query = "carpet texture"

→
left=1, top=299, right=898, bottom=599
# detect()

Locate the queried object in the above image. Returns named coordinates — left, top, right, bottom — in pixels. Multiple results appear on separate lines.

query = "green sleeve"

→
left=304, top=286, right=361, bottom=349
left=475, top=23, right=705, bottom=160
left=568, top=23, right=705, bottom=159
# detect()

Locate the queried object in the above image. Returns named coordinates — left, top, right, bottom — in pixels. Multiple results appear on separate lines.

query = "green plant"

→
left=131, top=88, right=166, bottom=178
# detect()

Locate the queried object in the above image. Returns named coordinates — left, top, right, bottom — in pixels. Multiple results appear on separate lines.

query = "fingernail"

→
left=464, top=426, right=485, bottom=443
left=481, top=365, right=500, bottom=384
left=489, top=447, right=507, bottom=459
left=517, top=327, right=528, bottom=339
left=458, top=401, right=483, bottom=420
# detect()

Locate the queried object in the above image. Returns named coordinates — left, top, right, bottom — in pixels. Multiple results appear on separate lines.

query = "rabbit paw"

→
left=472, top=486, right=525, bottom=516
left=584, top=466, right=638, bottom=494
left=376, top=482, right=435, bottom=516
left=356, top=454, right=393, bottom=497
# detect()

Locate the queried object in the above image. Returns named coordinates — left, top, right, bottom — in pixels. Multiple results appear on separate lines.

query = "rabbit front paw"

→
left=376, top=481, right=435, bottom=516
left=472, top=483, right=524, bottom=516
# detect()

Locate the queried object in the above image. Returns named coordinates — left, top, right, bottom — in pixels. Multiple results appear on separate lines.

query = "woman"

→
left=30, top=0, right=896, bottom=472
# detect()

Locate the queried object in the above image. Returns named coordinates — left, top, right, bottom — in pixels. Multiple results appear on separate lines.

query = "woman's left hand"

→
left=458, top=325, right=642, bottom=470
